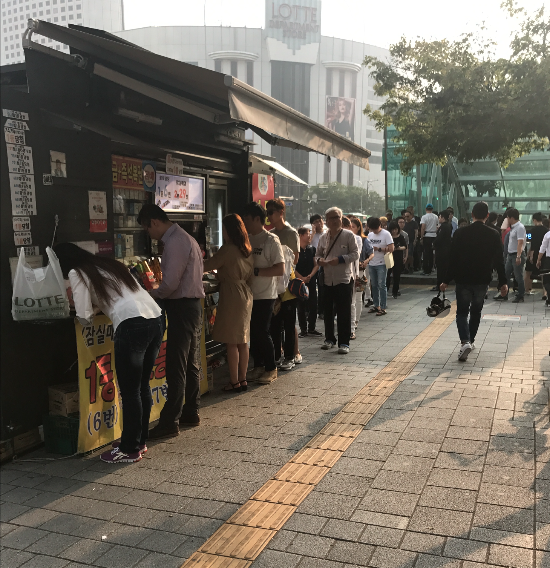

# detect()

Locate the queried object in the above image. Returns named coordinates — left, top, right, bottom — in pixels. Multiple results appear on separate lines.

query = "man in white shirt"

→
left=420, top=204, right=439, bottom=275
left=497, top=207, right=527, bottom=303
left=315, top=207, right=359, bottom=354
left=367, top=217, right=395, bottom=315
left=242, top=202, right=285, bottom=384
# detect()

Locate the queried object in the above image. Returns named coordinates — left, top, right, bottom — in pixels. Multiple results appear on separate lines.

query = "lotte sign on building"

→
left=265, top=0, right=321, bottom=50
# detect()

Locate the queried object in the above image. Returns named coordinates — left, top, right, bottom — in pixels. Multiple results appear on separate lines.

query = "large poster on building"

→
left=326, top=96, right=355, bottom=141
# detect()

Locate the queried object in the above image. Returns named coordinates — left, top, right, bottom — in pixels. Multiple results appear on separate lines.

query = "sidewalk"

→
left=1, top=286, right=548, bottom=568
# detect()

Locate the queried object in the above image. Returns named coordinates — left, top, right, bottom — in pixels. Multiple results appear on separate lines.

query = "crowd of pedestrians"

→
left=61, top=200, right=548, bottom=464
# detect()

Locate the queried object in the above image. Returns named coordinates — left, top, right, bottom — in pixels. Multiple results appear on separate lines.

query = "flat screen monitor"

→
left=155, top=173, right=205, bottom=213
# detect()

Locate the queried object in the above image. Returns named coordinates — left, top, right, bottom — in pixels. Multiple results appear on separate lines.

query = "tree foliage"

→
left=305, top=183, right=386, bottom=218
left=364, top=1, right=550, bottom=175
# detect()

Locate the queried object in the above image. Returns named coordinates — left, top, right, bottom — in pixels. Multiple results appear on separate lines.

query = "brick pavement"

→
left=0, top=286, right=548, bottom=568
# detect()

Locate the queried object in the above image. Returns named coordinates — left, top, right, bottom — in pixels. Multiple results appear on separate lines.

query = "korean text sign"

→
left=75, top=315, right=168, bottom=453
left=112, top=155, right=144, bottom=191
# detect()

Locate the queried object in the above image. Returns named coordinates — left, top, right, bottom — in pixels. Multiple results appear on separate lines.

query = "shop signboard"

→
left=142, top=160, right=156, bottom=192
left=155, top=173, right=205, bottom=213
left=112, top=155, right=144, bottom=191
left=252, top=173, right=274, bottom=226
left=75, top=316, right=168, bottom=453
left=265, top=0, right=321, bottom=46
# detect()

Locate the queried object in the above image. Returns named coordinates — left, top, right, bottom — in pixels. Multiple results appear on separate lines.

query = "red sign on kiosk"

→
left=252, top=173, right=274, bottom=226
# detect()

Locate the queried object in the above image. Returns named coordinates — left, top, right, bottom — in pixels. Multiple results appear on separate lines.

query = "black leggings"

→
left=386, top=265, right=403, bottom=296
left=249, top=299, right=276, bottom=372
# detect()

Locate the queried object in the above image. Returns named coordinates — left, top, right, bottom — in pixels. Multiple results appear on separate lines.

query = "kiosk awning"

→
left=24, top=20, right=371, bottom=170
left=250, top=154, right=308, bottom=186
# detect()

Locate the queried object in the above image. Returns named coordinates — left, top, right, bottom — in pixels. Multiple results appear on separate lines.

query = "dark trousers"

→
left=317, top=271, right=325, bottom=315
left=114, top=316, right=163, bottom=453
left=436, top=255, right=450, bottom=289
left=323, top=280, right=353, bottom=347
left=271, top=298, right=297, bottom=360
left=159, top=298, right=202, bottom=427
left=414, top=241, right=422, bottom=271
left=455, top=283, right=487, bottom=344
left=423, top=237, right=436, bottom=273
left=297, top=278, right=318, bottom=332
left=386, top=265, right=403, bottom=296
left=250, top=299, right=276, bottom=372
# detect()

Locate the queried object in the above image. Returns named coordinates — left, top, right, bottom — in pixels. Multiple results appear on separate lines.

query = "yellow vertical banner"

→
left=75, top=315, right=168, bottom=454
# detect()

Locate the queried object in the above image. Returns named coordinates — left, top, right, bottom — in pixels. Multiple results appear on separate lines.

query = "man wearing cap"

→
left=420, top=204, right=439, bottom=275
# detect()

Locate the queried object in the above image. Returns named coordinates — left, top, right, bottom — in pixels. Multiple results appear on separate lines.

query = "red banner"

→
left=252, top=173, right=274, bottom=226
left=112, top=155, right=144, bottom=191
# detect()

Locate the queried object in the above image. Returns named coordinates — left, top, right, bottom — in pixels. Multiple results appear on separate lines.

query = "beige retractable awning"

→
left=250, top=154, right=308, bottom=186
left=24, top=20, right=371, bottom=169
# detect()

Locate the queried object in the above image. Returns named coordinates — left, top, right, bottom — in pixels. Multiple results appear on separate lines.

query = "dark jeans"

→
left=455, top=283, right=488, bottom=344
left=297, top=278, right=318, bottom=332
left=250, top=299, right=276, bottom=372
left=317, top=271, right=325, bottom=315
left=414, top=240, right=422, bottom=271
left=271, top=298, right=297, bottom=360
left=386, top=265, right=402, bottom=296
left=323, top=280, right=353, bottom=347
left=114, top=316, right=163, bottom=454
left=504, top=252, right=526, bottom=298
left=159, top=298, right=202, bottom=427
left=423, top=237, right=436, bottom=273
left=436, top=255, right=450, bottom=289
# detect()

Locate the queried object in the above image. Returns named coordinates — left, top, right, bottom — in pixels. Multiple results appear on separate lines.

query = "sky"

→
left=123, top=0, right=547, bottom=58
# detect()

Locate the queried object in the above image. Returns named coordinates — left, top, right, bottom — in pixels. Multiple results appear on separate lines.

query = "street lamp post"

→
left=354, top=179, right=378, bottom=214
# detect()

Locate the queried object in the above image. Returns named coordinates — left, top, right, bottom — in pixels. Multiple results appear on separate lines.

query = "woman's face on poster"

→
left=338, top=99, right=347, bottom=115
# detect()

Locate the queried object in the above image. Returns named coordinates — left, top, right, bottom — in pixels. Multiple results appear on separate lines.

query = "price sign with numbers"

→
left=13, top=217, right=31, bottom=231
left=9, top=173, right=37, bottom=215
left=14, top=231, right=32, bottom=246
left=6, top=144, right=34, bottom=174
left=3, top=108, right=29, bottom=121
left=4, top=126, right=26, bottom=146
left=4, top=119, right=29, bottom=130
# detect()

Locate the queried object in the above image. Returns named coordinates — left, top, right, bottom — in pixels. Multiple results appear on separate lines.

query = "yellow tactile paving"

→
left=227, top=501, right=296, bottom=530
left=199, top=524, right=274, bottom=560
left=275, top=462, right=330, bottom=484
left=250, top=479, right=314, bottom=505
left=180, top=305, right=457, bottom=568
left=184, top=553, right=251, bottom=567
left=291, top=447, right=342, bottom=467
left=305, top=433, right=355, bottom=452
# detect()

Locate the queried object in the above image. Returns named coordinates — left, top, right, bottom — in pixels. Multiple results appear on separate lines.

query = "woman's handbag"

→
left=426, top=291, right=451, bottom=317
left=384, top=252, right=394, bottom=270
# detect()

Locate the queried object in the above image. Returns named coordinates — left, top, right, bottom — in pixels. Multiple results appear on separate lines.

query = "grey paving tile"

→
left=296, top=558, right=346, bottom=568
left=331, top=458, right=384, bottom=478
left=408, top=507, right=473, bottom=537
left=489, top=543, right=534, bottom=568
left=0, top=502, right=30, bottom=522
left=267, top=529, right=297, bottom=551
left=371, top=470, right=428, bottom=494
left=171, top=536, right=206, bottom=559
left=297, top=492, right=362, bottom=520
left=382, top=455, right=435, bottom=475
left=415, top=554, right=462, bottom=568
left=133, top=552, right=186, bottom=568
left=350, top=510, right=409, bottom=530
left=1, top=526, right=48, bottom=549
left=418, top=486, right=477, bottom=512
left=358, top=525, right=403, bottom=548
left=368, top=545, right=417, bottom=568
left=427, top=468, right=481, bottom=490
left=443, top=537, right=488, bottom=562
left=326, top=541, right=375, bottom=565
left=286, top=533, right=334, bottom=558
left=482, top=465, right=535, bottom=488
left=94, top=544, right=151, bottom=568
left=250, top=549, right=302, bottom=568
left=26, top=532, right=79, bottom=555
left=473, top=503, right=534, bottom=534
left=15, top=555, right=69, bottom=567
left=358, top=489, right=418, bottom=516
left=58, top=539, right=112, bottom=564
left=283, top=513, right=328, bottom=535
left=400, top=532, right=445, bottom=554
left=320, top=519, right=366, bottom=542
left=0, top=548, right=35, bottom=568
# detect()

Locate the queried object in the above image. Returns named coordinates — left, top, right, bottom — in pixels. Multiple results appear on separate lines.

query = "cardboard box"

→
left=49, top=383, right=79, bottom=416
left=14, top=428, right=42, bottom=453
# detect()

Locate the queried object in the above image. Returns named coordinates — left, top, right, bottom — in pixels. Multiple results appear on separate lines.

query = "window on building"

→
left=61, top=14, right=64, bottom=19
left=246, top=61, right=253, bottom=87
left=53, top=15, right=57, bottom=20
left=76, top=12, right=80, bottom=17
left=61, top=6, right=64, bottom=10
left=68, top=13, right=72, bottom=18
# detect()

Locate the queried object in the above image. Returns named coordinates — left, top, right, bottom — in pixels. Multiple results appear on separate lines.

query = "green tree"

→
left=305, top=183, right=386, bottom=218
left=363, top=1, right=550, bottom=175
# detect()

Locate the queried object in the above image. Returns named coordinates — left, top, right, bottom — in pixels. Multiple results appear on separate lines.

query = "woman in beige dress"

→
left=203, top=214, right=254, bottom=392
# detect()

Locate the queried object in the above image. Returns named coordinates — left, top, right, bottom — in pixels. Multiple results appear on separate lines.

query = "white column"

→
left=221, top=60, right=231, bottom=75
left=237, top=60, right=247, bottom=82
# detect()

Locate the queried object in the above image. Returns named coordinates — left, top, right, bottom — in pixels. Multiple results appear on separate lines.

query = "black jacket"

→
left=444, top=221, right=507, bottom=287
left=433, top=222, right=452, bottom=256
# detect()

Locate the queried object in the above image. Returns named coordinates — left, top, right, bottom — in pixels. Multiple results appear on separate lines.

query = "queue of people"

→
left=59, top=200, right=547, bottom=465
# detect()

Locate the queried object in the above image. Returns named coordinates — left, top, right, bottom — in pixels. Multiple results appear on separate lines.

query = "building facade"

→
left=1, top=0, right=123, bottom=65
left=112, top=0, right=388, bottom=212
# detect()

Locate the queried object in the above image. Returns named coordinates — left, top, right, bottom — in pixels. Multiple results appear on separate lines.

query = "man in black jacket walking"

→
left=440, top=202, right=508, bottom=362
left=433, top=209, right=453, bottom=292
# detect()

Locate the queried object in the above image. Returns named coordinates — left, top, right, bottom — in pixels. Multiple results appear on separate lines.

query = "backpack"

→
left=288, top=278, right=309, bottom=301
left=426, top=291, right=451, bottom=317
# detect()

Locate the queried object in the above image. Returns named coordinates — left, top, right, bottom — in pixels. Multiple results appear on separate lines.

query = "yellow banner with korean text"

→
left=75, top=315, right=168, bottom=454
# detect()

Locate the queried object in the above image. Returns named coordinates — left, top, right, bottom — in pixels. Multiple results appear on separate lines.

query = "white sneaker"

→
left=321, top=341, right=335, bottom=350
left=338, top=345, right=350, bottom=354
left=294, top=353, right=303, bottom=364
left=279, top=358, right=295, bottom=371
left=458, top=343, right=472, bottom=362
left=471, top=343, right=476, bottom=350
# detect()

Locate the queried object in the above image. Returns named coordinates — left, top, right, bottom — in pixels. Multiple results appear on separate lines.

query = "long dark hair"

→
left=350, top=217, right=365, bottom=238
left=54, top=243, right=140, bottom=306
left=223, top=214, right=252, bottom=258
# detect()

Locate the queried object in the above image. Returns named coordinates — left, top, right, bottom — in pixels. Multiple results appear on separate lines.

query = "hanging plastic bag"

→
left=277, top=245, right=295, bottom=295
left=12, top=247, right=70, bottom=321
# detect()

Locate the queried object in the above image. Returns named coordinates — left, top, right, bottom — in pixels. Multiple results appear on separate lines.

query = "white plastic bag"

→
left=277, top=245, right=295, bottom=295
left=12, top=247, right=70, bottom=321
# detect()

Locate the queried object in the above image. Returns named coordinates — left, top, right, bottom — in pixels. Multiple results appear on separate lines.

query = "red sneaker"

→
left=100, top=447, right=142, bottom=464
left=111, top=441, right=147, bottom=454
